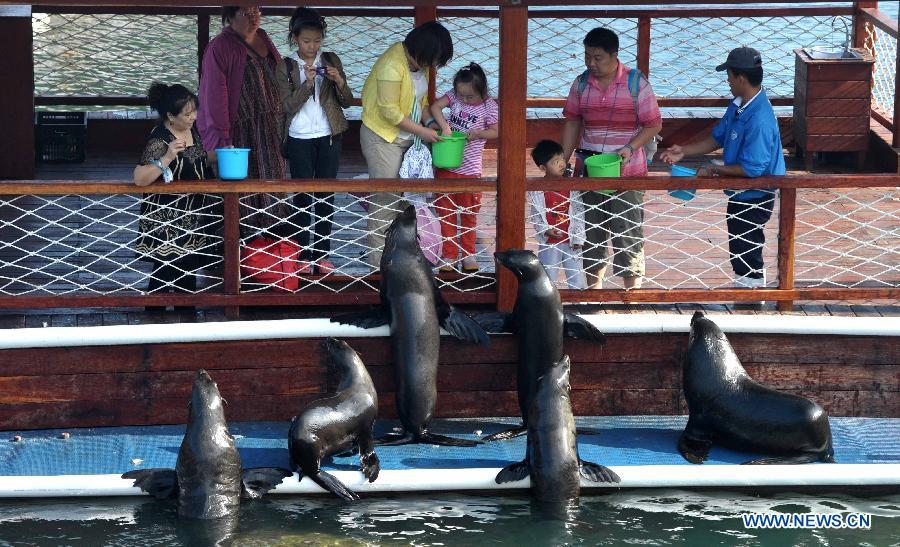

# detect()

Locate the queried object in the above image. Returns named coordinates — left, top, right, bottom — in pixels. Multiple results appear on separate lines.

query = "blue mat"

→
left=1, top=416, right=897, bottom=477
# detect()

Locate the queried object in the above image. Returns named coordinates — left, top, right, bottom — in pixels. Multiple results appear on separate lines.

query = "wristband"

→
left=150, top=159, right=173, bottom=184
left=623, top=143, right=635, bottom=154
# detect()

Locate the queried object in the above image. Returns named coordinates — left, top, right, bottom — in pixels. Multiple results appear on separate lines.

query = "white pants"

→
left=538, top=242, right=587, bottom=289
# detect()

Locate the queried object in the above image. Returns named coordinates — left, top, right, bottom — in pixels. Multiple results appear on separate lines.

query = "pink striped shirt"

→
left=442, top=91, right=499, bottom=177
left=563, top=62, right=661, bottom=176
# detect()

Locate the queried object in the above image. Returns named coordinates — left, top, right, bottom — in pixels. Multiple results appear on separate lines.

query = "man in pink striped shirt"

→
left=561, top=27, right=662, bottom=290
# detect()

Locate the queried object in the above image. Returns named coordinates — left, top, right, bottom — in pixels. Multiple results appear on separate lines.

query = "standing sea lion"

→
left=331, top=205, right=489, bottom=447
left=680, top=311, right=836, bottom=465
left=123, top=370, right=291, bottom=519
left=288, top=338, right=380, bottom=501
left=476, top=249, right=605, bottom=441
left=495, top=355, right=620, bottom=501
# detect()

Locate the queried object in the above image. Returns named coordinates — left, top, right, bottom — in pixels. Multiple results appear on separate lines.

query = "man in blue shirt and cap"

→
left=661, top=47, right=785, bottom=292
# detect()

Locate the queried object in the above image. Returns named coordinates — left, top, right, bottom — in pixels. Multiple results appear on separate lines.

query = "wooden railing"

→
left=859, top=6, right=900, bottom=146
left=1, top=174, right=897, bottom=315
left=3, top=0, right=899, bottom=314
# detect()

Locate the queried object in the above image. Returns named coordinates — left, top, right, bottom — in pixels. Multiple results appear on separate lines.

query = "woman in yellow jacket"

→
left=360, top=21, right=453, bottom=267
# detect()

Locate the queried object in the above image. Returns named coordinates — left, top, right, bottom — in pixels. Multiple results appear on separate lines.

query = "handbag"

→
left=240, top=236, right=302, bottom=292
left=398, top=99, right=434, bottom=180
left=404, top=193, right=442, bottom=265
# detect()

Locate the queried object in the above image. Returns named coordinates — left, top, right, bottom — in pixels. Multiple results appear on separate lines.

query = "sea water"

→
left=0, top=490, right=898, bottom=545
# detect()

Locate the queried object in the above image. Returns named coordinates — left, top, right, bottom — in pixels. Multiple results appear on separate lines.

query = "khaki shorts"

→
left=360, top=124, right=411, bottom=267
left=581, top=190, right=645, bottom=278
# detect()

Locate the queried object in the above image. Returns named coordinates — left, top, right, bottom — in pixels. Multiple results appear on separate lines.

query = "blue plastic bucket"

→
left=669, top=164, right=696, bottom=200
left=216, top=148, right=251, bottom=180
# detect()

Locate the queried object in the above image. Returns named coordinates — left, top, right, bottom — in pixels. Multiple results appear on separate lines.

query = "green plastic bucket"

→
left=432, top=131, right=467, bottom=169
left=583, top=153, right=621, bottom=194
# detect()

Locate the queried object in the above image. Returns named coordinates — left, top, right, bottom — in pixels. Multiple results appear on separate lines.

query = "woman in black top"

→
left=134, top=82, right=220, bottom=300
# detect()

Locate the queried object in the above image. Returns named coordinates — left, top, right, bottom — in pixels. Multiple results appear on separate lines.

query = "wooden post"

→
left=197, top=13, right=210, bottom=79
left=637, top=15, right=651, bottom=76
left=894, top=26, right=899, bottom=148
left=776, top=188, right=797, bottom=312
left=414, top=6, right=438, bottom=102
left=223, top=193, right=241, bottom=319
left=496, top=2, right=528, bottom=311
left=852, top=1, right=877, bottom=51
left=0, top=6, right=35, bottom=179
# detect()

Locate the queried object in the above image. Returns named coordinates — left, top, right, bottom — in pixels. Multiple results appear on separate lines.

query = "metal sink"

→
left=803, top=46, right=862, bottom=60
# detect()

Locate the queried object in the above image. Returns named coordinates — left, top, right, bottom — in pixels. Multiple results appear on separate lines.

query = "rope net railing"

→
left=794, top=187, right=899, bottom=289
left=234, top=190, right=498, bottom=294
left=0, top=193, right=223, bottom=295
left=528, top=185, right=898, bottom=293
left=864, top=21, right=898, bottom=125
left=33, top=9, right=859, bottom=106
left=2, top=184, right=897, bottom=298
left=0, top=189, right=499, bottom=296
left=520, top=14, right=851, bottom=99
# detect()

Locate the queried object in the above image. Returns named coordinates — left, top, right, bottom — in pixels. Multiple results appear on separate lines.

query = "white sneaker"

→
left=735, top=273, right=766, bottom=307
left=734, top=274, right=766, bottom=288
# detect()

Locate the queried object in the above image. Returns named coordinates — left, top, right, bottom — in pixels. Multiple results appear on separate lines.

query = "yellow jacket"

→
left=361, top=42, right=430, bottom=143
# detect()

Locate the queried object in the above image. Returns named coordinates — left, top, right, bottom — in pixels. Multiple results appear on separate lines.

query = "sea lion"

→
left=495, top=355, right=620, bottom=501
left=679, top=311, right=836, bottom=465
left=476, top=249, right=605, bottom=441
left=122, top=370, right=291, bottom=519
left=331, top=205, right=489, bottom=447
left=288, top=338, right=380, bottom=501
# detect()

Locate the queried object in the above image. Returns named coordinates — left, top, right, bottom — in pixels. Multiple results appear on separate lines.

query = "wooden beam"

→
left=197, top=13, right=209, bottom=80
left=776, top=188, right=797, bottom=311
left=637, top=15, right=651, bottom=76
left=0, top=6, right=34, bottom=179
left=526, top=96, right=795, bottom=108
left=495, top=1, right=528, bottom=312
left=414, top=6, right=438, bottom=102
left=852, top=2, right=878, bottom=49
left=0, top=290, right=496, bottom=309
left=3, top=173, right=898, bottom=196
left=222, top=193, right=240, bottom=319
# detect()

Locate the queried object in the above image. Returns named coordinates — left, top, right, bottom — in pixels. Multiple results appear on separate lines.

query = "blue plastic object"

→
left=669, top=164, right=697, bottom=200
left=216, top=148, right=251, bottom=180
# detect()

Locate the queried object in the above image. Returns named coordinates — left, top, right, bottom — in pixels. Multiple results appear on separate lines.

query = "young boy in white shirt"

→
left=528, top=140, right=587, bottom=289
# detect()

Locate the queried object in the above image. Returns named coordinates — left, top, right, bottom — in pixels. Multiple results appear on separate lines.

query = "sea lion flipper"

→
left=677, top=431, right=712, bottom=465
left=375, top=431, right=417, bottom=446
left=579, top=460, right=621, bottom=483
left=331, top=307, right=390, bottom=329
left=563, top=314, right=605, bottom=342
left=360, top=450, right=380, bottom=483
left=121, top=468, right=178, bottom=499
left=240, top=467, right=293, bottom=499
left=495, top=460, right=530, bottom=484
left=418, top=432, right=482, bottom=447
left=481, top=426, right=526, bottom=442
left=472, top=312, right=512, bottom=333
left=438, top=306, right=491, bottom=345
left=742, top=453, right=833, bottom=465
left=311, top=470, right=360, bottom=501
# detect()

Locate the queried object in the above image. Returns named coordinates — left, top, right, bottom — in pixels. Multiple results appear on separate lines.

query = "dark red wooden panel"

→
left=806, top=81, right=870, bottom=99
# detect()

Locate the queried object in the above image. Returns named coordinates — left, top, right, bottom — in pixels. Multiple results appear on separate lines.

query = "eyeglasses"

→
left=237, top=8, right=261, bottom=18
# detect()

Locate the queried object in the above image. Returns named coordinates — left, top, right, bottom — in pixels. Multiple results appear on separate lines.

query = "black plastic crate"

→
left=35, top=111, right=87, bottom=163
